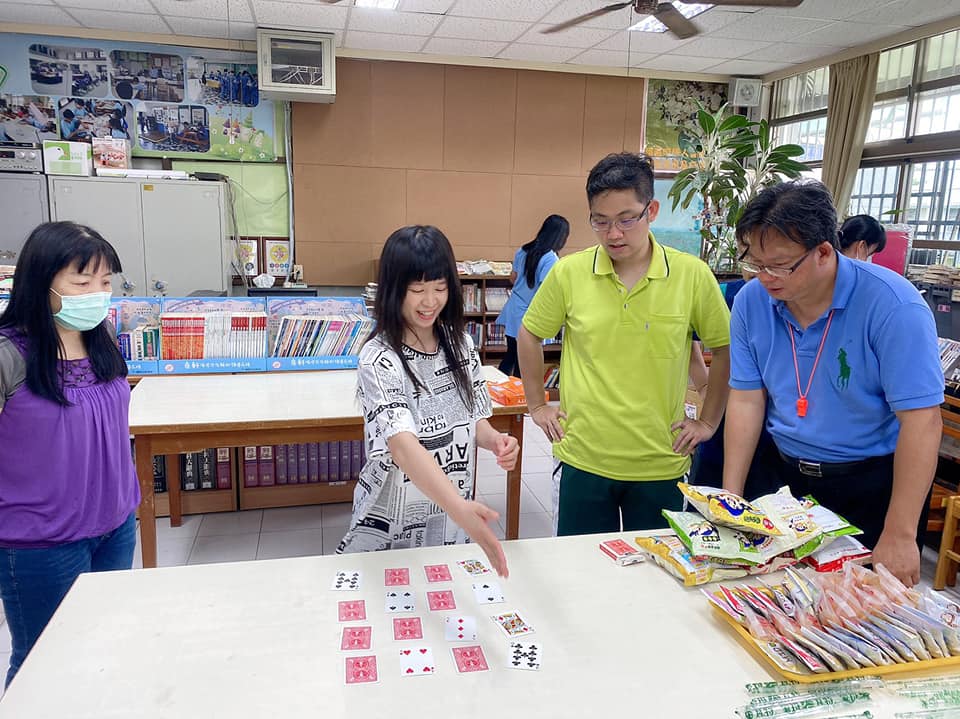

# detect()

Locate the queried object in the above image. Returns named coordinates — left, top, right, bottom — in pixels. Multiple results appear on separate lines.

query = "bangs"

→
left=71, top=238, right=123, bottom=276
left=402, top=231, right=455, bottom=284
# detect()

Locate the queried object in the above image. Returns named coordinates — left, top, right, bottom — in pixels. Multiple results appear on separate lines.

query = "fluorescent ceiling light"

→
left=355, top=0, right=400, bottom=8
left=629, top=2, right=714, bottom=33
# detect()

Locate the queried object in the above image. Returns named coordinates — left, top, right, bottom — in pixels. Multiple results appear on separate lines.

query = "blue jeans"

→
left=0, top=512, right=136, bottom=687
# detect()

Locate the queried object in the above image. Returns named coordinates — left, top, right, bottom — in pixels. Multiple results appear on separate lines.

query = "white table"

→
left=129, top=368, right=528, bottom=568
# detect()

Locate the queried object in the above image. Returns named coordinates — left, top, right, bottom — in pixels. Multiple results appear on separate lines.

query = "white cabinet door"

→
left=0, top=174, right=49, bottom=260
left=48, top=177, right=145, bottom=296
left=140, top=182, right=225, bottom=296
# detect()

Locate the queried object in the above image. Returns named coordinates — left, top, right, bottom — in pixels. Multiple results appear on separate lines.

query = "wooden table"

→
left=129, top=368, right=528, bottom=569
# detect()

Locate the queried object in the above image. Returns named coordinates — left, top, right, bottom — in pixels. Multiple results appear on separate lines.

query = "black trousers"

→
left=773, top=454, right=931, bottom=552
left=497, top=335, right=520, bottom=378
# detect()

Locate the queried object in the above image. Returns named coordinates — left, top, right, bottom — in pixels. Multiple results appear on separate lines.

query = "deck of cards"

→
left=599, top=538, right=646, bottom=566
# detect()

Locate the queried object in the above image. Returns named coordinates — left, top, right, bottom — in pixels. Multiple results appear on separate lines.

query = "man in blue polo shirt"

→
left=723, top=180, right=943, bottom=587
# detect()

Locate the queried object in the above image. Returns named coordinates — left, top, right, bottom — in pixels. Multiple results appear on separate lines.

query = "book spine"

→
left=181, top=452, right=197, bottom=491
left=275, top=444, right=288, bottom=485
left=297, top=442, right=309, bottom=483
left=351, top=439, right=363, bottom=481
left=308, top=442, right=320, bottom=483
left=215, top=447, right=232, bottom=490
left=152, top=454, right=166, bottom=493
left=319, top=441, right=329, bottom=483
left=243, top=446, right=259, bottom=487
left=198, top=448, right=215, bottom=490
left=287, top=443, right=299, bottom=484
left=258, top=445, right=275, bottom=486
left=338, top=441, right=352, bottom=483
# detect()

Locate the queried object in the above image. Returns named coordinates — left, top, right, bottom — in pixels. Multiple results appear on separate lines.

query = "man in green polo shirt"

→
left=517, top=152, right=731, bottom=535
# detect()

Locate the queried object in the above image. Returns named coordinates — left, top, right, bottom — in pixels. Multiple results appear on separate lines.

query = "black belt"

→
left=777, top=451, right=894, bottom=478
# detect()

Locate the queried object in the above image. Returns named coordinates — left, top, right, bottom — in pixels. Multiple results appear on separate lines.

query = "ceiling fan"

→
left=542, top=0, right=804, bottom=40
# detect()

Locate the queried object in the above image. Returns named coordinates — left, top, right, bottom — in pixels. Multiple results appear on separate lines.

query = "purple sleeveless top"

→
left=0, top=329, right=140, bottom=548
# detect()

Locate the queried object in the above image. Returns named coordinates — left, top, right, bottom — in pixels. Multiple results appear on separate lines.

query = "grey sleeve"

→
left=0, top=337, right=26, bottom=410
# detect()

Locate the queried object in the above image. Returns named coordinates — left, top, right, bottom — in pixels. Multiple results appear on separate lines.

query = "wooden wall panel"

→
left=509, top=174, right=594, bottom=253
left=514, top=71, right=586, bottom=176
left=581, top=75, right=629, bottom=175
left=291, top=59, right=645, bottom=284
left=442, top=66, right=516, bottom=174
left=406, top=170, right=512, bottom=250
left=370, top=61, right=444, bottom=170
left=292, top=59, right=373, bottom=167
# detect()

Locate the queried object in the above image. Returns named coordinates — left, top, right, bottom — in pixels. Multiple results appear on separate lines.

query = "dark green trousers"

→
left=556, top=462, right=685, bottom=536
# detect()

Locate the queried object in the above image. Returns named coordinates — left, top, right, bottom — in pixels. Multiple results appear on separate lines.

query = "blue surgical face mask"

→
left=49, top=288, right=112, bottom=332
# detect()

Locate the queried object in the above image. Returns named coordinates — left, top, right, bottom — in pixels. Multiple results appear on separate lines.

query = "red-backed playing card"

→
left=338, top=600, right=367, bottom=622
left=451, top=645, right=489, bottom=673
left=344, top=655, right=379, bottom=685
left=424, top=564, right=453, bottom=583
left=426, top=590, right=456, bottom=611
left=385, top=568, right=410, bottom=586
left=340, top=626, right=372, bottom=651
left=393, top=617, right=424, bottom=641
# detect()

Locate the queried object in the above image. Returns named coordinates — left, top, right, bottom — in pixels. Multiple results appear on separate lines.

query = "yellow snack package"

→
left=678, top=483, right=782, bottom=537
left=635, top=534, right=748, bottom=587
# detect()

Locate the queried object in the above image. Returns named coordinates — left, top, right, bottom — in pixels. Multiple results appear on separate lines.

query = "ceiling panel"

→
left=0, top=3, right=78, bottom=24
left=448, top=0, right=558, bottom=23
left=421, top=37, right=507, bottom=57
left=433, top=16, right=528, bottom=42
left=348, top=7, right=443, bottom=35
left=673, top=36, right=774, bottom=60
left=151, top=0, right=254, bottom=23
left=59, top=0, right=155, bottom=13
left=67, top=7, right=172, bottom=32
left=497, top=43, right=582, bottom=63
left=344, top=29, right=427, bottom=52
left=517, top=23, right=618, bottom=49
left=253, top=1, right=348, bottom=30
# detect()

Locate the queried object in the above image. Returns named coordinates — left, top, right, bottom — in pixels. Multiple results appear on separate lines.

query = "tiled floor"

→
left=0, top=416, right=958, bottom=698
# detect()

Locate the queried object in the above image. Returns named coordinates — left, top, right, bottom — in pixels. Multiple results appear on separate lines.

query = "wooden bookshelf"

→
left=152, top=489, right=237, bottom=518
left=239, top=480, right=356, bottom=510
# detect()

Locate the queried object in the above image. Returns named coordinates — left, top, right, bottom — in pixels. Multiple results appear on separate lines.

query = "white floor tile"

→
left=320, top=502, right=354, bottom=529
left=522, top=442, right=550, bottom=458
left=155, top=513, right=203, bottom=541
left=188, top=533, right=259, bottom=565
left=261, top=505, right=326, bottom=533
left=197, top=510, right=263, bottom=537
left=518, top=512, right=555, bottom=540
left=133, top=535, right=195, bottom=569
left=256, top=529, right=325, bottom=560
left=522, top=455, right=555, bottom=475
left=475, top=467, right=506, bottom=495
left=478, top=487, right=545, bottom=517
left=322, top=526, right=347, bottom=555
left=524, top=477, right=555, bottom=517
left=492, top=521, right=506, bottom=540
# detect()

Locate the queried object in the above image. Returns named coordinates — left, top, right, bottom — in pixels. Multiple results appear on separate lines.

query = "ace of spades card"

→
left=507, top=641, right=542, bottom=671
left=472, top=581, right=505, bottom=604
left=399, top=646, right=436, bottom=677
left=385, top=590, right=415, bottom=613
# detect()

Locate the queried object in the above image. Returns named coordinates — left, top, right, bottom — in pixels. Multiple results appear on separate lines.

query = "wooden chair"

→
left=933, top=395, right=960, bottom=589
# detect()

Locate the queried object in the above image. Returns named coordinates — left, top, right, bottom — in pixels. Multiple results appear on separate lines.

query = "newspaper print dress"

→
left=337, top=333, right=492, bottom=553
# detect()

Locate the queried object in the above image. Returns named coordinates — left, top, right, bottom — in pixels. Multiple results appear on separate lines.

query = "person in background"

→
left=839, top=214, right=887, bottom=261
left=0, top=222, right=139, bottom=686
left=723, top=180, right=942, bottom=587
left=59, top=109, right=83, bottom=140
left=518, top=153, right=731, bottom=535
left=339, top=225, right=519, bottom=577
left=496, top=214, right=569, bottom=377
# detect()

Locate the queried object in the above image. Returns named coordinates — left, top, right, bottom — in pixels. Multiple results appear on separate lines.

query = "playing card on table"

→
left=507, top=641, right=541, bottom=671
left=444, top=616, right=478, bottom=642
left=340, top=626, right=372, bottom=651
left=331, top=570, right=361, bottom=591
left=385, top=590, right=415, bottom=613
left=424, top=563, right=453, bottom=583
left=393, top=617, right=424, bottom=641
left=384, top=568, right=410, bottom=586
left=451, top=645, right=489, bottom=673
left=426, top=589, right=456, bottom=611
left=472, top=581, right=505, bottom=604
left=492, top=611, right=534, bottom=637
left=399, top=646, right=436, bottom=677
left=344, top=655, right=379, bottom=685
left=456, top=559, right=491, bottom=577
left=337, top=600, right=367, bottom=622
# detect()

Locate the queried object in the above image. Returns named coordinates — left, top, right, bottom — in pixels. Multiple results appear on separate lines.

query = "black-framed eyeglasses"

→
left=738, top=248, right=814, bottom=278
left=589, top=200, right=652, bottom=233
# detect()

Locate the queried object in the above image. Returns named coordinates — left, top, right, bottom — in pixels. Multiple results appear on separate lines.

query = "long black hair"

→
left=521, top=215, right=569, bottom=289
left=839, top=214, right=886, bottom=255
left=0, top=221, right=126, bottom=406
left=370, top=225, right=474, bottom=411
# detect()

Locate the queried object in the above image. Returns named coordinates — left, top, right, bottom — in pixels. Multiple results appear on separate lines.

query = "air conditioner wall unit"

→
left=257, top=29, right=336, bottom=103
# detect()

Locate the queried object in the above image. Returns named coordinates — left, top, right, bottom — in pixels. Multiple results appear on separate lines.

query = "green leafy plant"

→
left=667, top=102, right=810, bottom=272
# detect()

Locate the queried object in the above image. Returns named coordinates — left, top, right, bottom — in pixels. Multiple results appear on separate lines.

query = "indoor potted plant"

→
left=667, top=102, right=811, bottom=274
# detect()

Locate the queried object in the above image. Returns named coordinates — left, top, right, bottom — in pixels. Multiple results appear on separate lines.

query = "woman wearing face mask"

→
left=839, top=214, right=887, bottom=261
left=0, top=222, right=138, bottom=687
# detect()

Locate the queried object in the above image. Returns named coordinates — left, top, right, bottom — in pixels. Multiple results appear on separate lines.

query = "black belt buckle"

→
left=798, top=460, right=822, bottom=478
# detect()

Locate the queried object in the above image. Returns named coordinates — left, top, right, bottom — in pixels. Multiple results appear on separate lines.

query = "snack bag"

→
left=678, top=484, right=781, bottom=536
left=635, top=534, right=747, bottom=586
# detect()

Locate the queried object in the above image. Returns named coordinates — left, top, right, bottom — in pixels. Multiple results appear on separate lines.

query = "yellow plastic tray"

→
left=712, top=605, right=960, bottom=683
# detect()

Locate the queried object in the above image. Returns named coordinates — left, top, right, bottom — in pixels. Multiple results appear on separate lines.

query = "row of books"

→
left=119, top=325, right=160, bottom=362
left=243, top=441, right=366, bottom=487
left=463, top=284, right=483, bottom=314
left=271, top=315, right=373, bottom=358
left=160, top=313, right=268, bottom=360
left=151, top=449, right=232, bottom=493
left=483, top=287, right=510, bottom=313
left=485, top=322, right=506, bottom=347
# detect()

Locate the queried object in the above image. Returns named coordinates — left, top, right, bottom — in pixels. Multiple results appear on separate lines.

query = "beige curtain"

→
left=821, top=53, right=880, bottom=213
